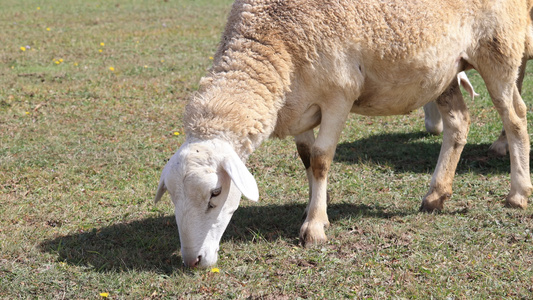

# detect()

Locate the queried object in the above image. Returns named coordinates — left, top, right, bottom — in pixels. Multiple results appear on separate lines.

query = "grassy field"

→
left=1, top=0, right=533, bottom=298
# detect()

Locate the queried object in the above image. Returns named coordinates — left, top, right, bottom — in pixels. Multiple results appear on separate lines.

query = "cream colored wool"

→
left=185, top=0, right=532, bottom=157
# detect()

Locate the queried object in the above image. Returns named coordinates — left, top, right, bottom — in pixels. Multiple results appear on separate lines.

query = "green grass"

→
left=1, top=0, right=533, bottom=298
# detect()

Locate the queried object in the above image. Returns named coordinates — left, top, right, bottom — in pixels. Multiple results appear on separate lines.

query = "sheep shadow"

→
left=38, top=131, right=516, bottom=274
left=39, top=202, right=412, bottom=274
left=335, top=131, right=514, bottom=175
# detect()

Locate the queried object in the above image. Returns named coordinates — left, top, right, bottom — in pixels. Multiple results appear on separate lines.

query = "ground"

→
left=1, top=0, right=532, bottom=298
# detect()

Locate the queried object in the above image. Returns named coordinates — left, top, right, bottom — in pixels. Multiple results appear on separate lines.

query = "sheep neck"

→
left=184, top=37, right=294, bottom=159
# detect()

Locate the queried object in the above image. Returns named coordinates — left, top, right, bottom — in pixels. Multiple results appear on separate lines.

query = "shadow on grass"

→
left=40, top=132, right=512, bottom=274
left=335, top=131, right=514, bottom=174
left=39, top=202, right=414, bottom=274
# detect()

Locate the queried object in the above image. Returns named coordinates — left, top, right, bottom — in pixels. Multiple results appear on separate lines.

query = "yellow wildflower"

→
left=210, top=267, right=220, bottom=273
left=74, top=62, right=78, bottom=66
left=46, top=27, right=51, bottom=31
left=20, top=46, right=26, bottom=52
left=100, top=42, right=105, bottom=46
left=54, top=60, right=60, bottom=64
left=99, top=292, right=109, bottom=298
left=99, top=49, right=103, bottom=53
left=25, top=111, right=30, bottom=115
left=59, top=59, right=64, bottom=62
left=37, top=7, right=40, bottom=10
left=109, top=67, right=115, bottom=71
left=173, top=131, right=180, bottom=136
left=209, top=56, right=214, bottom=60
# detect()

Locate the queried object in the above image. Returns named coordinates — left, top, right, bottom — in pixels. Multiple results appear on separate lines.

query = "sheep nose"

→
left=185, top=255, right=202, bottom=268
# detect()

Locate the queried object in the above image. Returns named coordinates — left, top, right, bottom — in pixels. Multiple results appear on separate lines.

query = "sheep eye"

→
left=211, top=187, right=222, bottom=198
left=207, top=188, right=222, bottom=211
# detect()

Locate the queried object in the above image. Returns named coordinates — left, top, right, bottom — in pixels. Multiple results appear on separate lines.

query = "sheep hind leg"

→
left=421, top=79, right=470, bottom=212
left=489, top=57, right=528, bottom=157
left=299, top=94, right=353, bottom=247
left=489, top=82, right=532, bottom=208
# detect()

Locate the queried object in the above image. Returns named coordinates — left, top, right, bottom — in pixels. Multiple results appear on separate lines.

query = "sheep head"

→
left=155, top=138, right=258, bottom=268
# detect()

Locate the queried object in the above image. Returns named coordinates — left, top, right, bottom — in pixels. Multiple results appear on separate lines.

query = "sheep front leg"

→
left=299, top=98, right=352, bottom=247
left=421, top=80, right=470, bottom=211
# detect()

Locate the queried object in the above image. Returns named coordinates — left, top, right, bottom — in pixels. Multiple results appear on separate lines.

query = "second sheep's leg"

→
left=421, top=79, right=470, bottom=211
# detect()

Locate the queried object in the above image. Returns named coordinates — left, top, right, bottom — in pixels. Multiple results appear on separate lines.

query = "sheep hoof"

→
left=488, top=140, right=508, bottom=157
left=420, top=192, right=450, bottom=212
left=505, top=194, right=528, bottom=209
left=299, top=220, right=329, bottom=247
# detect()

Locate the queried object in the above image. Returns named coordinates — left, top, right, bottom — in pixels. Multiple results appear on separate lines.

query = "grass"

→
left=1, top=0, right=533, bottom=298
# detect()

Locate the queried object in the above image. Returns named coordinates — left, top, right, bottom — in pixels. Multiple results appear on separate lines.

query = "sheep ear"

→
left=154, top=177, right=167, bottom=203
left=222, top=151, right=259, bottom=201
left=154, top=159, right=171, bottom=203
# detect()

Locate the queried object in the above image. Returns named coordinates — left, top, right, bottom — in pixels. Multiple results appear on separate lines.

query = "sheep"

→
left=155, top=0, right=533, bottom=268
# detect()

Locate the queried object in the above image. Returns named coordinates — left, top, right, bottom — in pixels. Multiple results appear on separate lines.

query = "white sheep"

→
left=156, top=0, right=533, bottom=268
